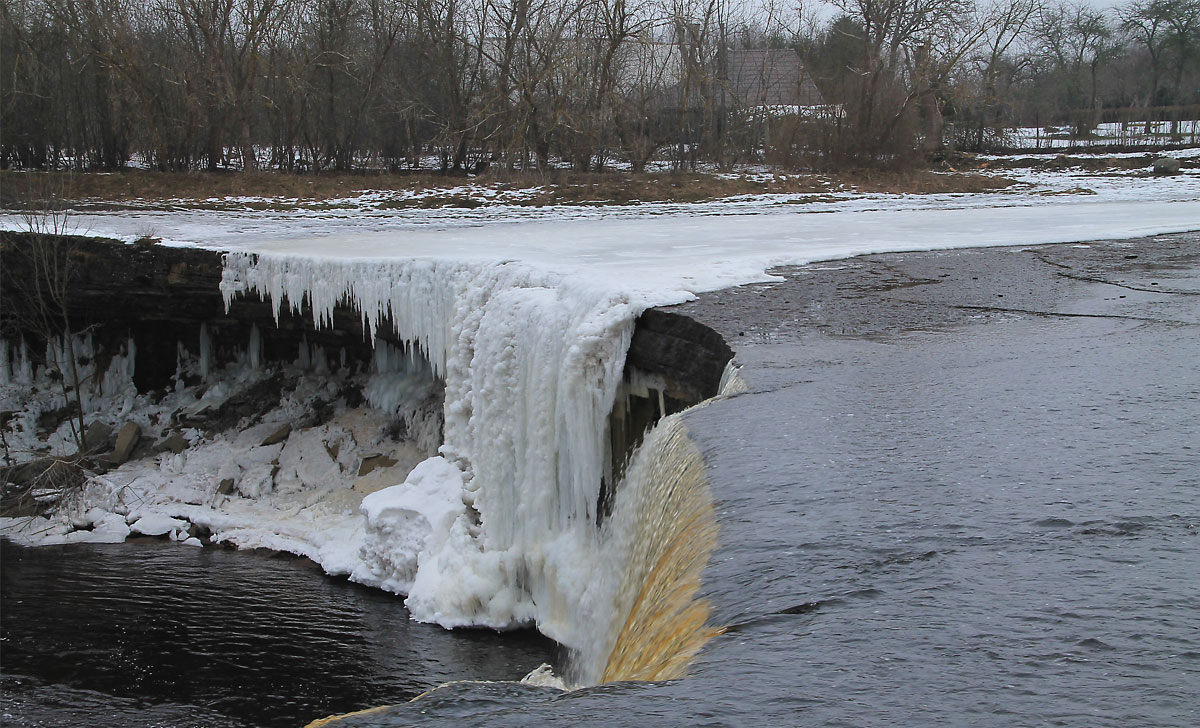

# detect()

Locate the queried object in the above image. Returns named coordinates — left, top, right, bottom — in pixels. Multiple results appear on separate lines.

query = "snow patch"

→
left=353, top=456, right=466, bottom=595
left=129, top=513, right=190, bottom=537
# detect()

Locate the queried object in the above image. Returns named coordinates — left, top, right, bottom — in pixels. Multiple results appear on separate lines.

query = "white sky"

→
left=800, top=0, right=1132, bottom=24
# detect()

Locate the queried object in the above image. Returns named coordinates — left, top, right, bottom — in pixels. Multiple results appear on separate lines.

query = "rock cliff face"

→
left=627, top=309, right=733, bottom=405
left=1, top=232, right=379, bottom=390
left=1, top=231, right=733, bottom=464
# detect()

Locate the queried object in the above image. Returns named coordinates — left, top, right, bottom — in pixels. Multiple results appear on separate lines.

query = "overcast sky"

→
left=803, top=0, right=1133, bottom=15
left=793, top=0, right=1136, bottom=26
left=1082, top=0, right=1130, bottom=11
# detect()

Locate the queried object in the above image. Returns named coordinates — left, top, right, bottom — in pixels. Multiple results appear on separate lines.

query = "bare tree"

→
left=5, top=187, right=90, bottom=453
left=1121, top=0, right=1174, bottom=109
left=946, top=0, right=1039, bottom=151
left=1032, top=1, right=1119, bottom=135
left=822, top=0, right=991, bottom=161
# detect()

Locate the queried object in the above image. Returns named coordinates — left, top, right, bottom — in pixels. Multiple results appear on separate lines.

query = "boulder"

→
left=155, top=431, right=189, bottom=454
left=260, top=423, right=293, bottom=446
left=130, top=437, right=157, bottom=462
left=217, top=478, right=236, bottom=495
left=1152, top=157, right=1181, bottom=175
left=358, top=453, right=398, bottom=477
left=83, top=421, right=113, bottom=453
left=111, top=422, right=142, bottom=465
left=187, top=522, right=212, bottom=539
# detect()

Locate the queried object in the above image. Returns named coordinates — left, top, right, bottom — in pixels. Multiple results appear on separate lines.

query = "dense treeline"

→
left=2, top=0, right=1198, bottom=172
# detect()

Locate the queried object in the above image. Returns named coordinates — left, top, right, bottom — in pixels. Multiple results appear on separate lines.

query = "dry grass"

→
left=838, top=168, right=1019, bottom=194
left=0, top=169, right=466, bottom=207
left=1, top=167, right=1018, bottom=210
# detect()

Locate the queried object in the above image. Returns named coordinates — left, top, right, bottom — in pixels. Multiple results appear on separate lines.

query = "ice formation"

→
left=220, top=252, right=639, bottom=645
left=0, top=333, right=138, bottom=456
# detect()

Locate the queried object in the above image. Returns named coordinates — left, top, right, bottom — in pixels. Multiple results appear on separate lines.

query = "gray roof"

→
left=656, top=47, right=826, bottom=110
left=719, top=49, right=825, bottom=107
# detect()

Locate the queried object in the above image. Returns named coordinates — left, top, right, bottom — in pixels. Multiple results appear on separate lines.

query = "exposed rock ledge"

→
left=0, top=231, right=732, bottom=400
left=0, top=232, right=733, bottom=504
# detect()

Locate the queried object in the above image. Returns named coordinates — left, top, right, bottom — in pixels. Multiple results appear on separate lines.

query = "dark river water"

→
left=0, top=541, right=557, bottom=727
left=686, top=317, right=1199, bottom=728
left=4, top=241, right=1199, bottom=727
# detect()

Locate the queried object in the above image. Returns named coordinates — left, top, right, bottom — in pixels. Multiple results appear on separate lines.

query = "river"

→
left=3, top=234, right=1198, bottom=727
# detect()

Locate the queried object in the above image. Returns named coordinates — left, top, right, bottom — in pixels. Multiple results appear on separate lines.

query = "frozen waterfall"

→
left=220, top=252, right=653, bottom=656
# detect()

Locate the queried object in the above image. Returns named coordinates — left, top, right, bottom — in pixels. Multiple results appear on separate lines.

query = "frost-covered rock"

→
left=237, top=464, right=276, bottom=498
left=66, top=508, right=131, bottom=543
left=129, top=513, right=190, bottom=537
left=112, top=421, right=142, bottom=464
left=1153, top=157, right=1181, bottom=175
left=521, top=664, right=567, bottom=690
left=274, top=425, right=353, bottom=495
left=353, top=456, right=466, bottom=595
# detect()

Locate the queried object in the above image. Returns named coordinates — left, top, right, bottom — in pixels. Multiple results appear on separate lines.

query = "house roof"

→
left=719, top=49, right=825, bottom=107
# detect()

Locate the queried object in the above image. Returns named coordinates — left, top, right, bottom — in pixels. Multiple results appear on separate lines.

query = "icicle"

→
left=125, top=337, right=137, bottom=381
left=44, top=338, right=60, bottom=377
left=0, top=339, right=9, bottom=386
left=298, top=336, right=311, bottom=370
left=98, top=337, right=137, bottom=397
left=17, top=340, right=32, bottom=384
left=175, top=341, right=186, bottom=388
left=199, top=323, right=212, bottom=381
left=312, top=345, right=328, bottom=375
left=248, top=324, right=262, bottom=370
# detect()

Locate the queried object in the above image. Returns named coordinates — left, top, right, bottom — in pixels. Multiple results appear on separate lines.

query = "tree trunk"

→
left=920, top=87, right=944, bottom=156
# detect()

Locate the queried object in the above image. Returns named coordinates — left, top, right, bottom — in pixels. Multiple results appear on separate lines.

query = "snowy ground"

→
left=2, top=151, right=1197, bottom=672
left=0, top=339, right=441, bottom=566
left=3, top=150, right=1196, bottom=299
